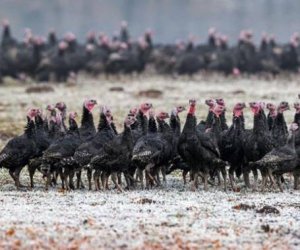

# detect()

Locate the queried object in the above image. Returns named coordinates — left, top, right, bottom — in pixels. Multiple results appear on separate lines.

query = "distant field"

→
left=0, top=75, right=300, bottom=249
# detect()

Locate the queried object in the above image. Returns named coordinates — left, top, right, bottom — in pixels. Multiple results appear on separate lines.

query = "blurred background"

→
left=1, top=0, right=299, bottom=43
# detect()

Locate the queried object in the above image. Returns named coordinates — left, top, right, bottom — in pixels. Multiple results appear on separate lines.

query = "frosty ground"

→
left=0, top=74, right=300, bottom=249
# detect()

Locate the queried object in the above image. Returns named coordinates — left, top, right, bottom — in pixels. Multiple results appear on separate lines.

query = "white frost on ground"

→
left=0, top=176, right=300, bottom=249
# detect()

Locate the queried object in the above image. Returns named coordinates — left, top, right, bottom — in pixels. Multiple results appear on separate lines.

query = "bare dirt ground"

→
left=0, top=74, right=300, bottom=249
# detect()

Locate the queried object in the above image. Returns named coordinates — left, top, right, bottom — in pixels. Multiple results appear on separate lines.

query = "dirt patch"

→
left=231, top=89, right=245, bottom=95
left=138, top=89, right=163, bottom=98
left=256, top=205, right=280, bottom=214
left=134, top=198, right=157, bottom=204
left=109, top=86, right=124, bottom=92
left=232, top=203, right=256, bottom=211
left=25, top=85, right=54, bottom=93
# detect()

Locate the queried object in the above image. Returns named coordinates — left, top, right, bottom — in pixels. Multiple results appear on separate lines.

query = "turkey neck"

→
left=253, top=110, right=268, bottom=134
left=182, top=113, right=196, bottom=134
left=137, top=110, right=148, bottom=135
left=233, top=115, right=245, bottom=133
left=157, top=119, right=172, bottom=134
left=33, top=44, right=42, bottom=64
left=205, top=110, right=214, bottom=129
left=24, top=118, right=36, bottom=139
left=211, top=115, right=222, bottom=139
left=68, top=119, right=79, bottom=133
left=48, top=33, right=56, bottom=47
left=220, top=111, right=228, bottom=130
left=110, top=122, right=118, bottom=135
left=97, top=113, right=108, bottom=131
left=81, top=106, right=95, bottom=130
left=148, top=116, right=157, bottom=133
left=273, top=112, right=287, bottom=132
left=3, top=26, right=10, bottom=40
left=122, top=124, right=133, bottom=150
left=35, top=115, right=44, bottom=130
left=170, top=113, right=181, bottom=136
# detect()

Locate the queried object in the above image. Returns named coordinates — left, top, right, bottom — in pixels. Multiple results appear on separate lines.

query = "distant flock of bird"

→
left=1, top=96, right=300, bottom=192
left=1, top=19, right=300, bottom=83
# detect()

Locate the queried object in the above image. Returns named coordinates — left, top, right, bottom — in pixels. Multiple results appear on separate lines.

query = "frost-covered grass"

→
left=0, top=177, right=300, bottom=249
left=1, top=74, right=300, bottom=249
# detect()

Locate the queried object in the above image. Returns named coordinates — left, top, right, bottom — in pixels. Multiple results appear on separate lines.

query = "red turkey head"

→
left=129, top=107, right=138, bottom=116
left=259, top=102, right=266, bottom=109
left=55, top=102, right=66, bottom=112
left=249, top=102, right=261, bottom=115
left=27, top=108, right=38, bottom=120
left=64, top=32, right=76, bottom=42
left=176, top=105, right=186, bottom=113
left=205, top=99, right=215, bottom=110
left=157, top=111, right=170, bottom=120
left=266, top=103, right=277, bottom=117
left=58, top=41, right=68, bottom=50
left=294, top=102, right=300, bottom=113
left=277, top=101, right=290, bottom=113
left=101, top=106, right=113, bottom=122
left=232, top=67, right=240, bottom=76
left=188, top=99, right=196, bottom=115
left=189, top=99, right=196, bottom=106
left=125, top=115, right=137, bottom=127
left=140, top=102, right=152, bottom=114
left=2, top=19, right=9, bottom=27
left=46, top=104, right=55, bottom=112
left=233, top=102, right=246, bottom=117
left=121, top=20, right=128, bottom=28
left=213, top=105, right=225, bottom=118
left=84, top=99, right=97, bottom=112
left=172, top=105, right=186, bottom=116
left=216, top=98, right=225, bottom=107
left=266, top=103, right=276, bottom=112
left=69, top=112, right=78, bottom=120
left=35, top=108, right=43, bottom=118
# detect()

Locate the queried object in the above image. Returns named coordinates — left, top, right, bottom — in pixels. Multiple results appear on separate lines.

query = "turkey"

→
left=132, top=111, right=173, bottom=188
left=178, top=99, right=223, bottom=191
left=205, top=104, right=228, bottom=190
left=215, top=98, right=228, bottom=131
left=0, top=108, right=38, bottom=189
left=27, top=104, right=64, bottom=187
left=78, top=99, right=97, bottom=141
left=271, top=101, right=289, bottom=147
left=266, top=103, right=277, bottom=131
left=250, top=123, right=298, bottom=192
left=40, top=111, right=81, bottom=190
left=219, top=102, right=246, bottom=190
left=293, top=101, right=300, bottom=126
left=196, top=98, right=216, bottom=132
left=89, top=115, right=137, bottom=191
left=73, top=105, right=115, bottom=190
left=243, top=102, right=274, bottom=190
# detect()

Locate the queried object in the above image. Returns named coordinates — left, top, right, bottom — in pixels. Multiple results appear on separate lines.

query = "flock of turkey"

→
left=1, top=96, right=300, bottom=192
left=1, top=19, right=300, bottom=82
